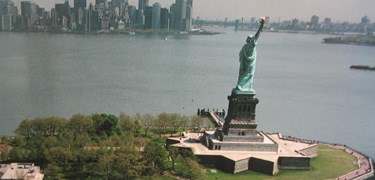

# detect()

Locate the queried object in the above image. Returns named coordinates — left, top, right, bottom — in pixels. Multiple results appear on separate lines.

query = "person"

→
left=233, top=18, right=265, bottom=94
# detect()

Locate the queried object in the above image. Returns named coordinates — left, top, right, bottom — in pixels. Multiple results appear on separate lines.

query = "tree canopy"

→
left=5, top=112, right=211, bottom=179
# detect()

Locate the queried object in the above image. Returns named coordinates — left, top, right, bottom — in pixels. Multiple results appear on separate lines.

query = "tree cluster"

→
left=0, top=112, right=208, bottom=179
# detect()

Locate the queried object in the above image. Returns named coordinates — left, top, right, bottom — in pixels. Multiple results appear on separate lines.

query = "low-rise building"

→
left=0, top=163, right=44, bottom=180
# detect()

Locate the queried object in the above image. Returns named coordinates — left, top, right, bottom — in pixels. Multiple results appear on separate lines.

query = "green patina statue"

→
left=233, top=18, right=265, bottom=94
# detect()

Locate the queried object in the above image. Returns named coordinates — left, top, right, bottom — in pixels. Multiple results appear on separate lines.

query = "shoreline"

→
left=0, top=29, right=222, bottom=36
left=280, top=134, right=375, bottom=179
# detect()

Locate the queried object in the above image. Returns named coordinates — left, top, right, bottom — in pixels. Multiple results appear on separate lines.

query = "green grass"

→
left=207, top=145, right=359, bottom=180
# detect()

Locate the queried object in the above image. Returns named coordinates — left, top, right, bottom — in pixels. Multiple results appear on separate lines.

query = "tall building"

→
left=111, top=0, right=128, bottom=21
left=136, top=0, right=148, bottom=26
left=85, top=3, right=93, bottom=31
left=21, top=1, right=31, bottom=16
left=138, top=0, right=148, bottom=11
left=55, top=0, right=70, bottom=28
left=291, top=18, right=299, bottom=30
left=324, top=17, right=331, bottom=25
left=74, top=0, right=86, bottom=10
left=361, top=16, right=370, bottom=24
left=185, top=0, right=192, bottom=31
left=51, top=8, right=57, bottom=28
left=74, top=0, right=86, bottom=30
left=95, top=0, right=107, bottom=6
left=151, top=2, right=160, bottom=29
left=310, top=15, right=319, bottom=27
left=160, top=8, right=169, bottom=29
left=143, top=6, right=152, bottom=29
left=21, top=1, right=38, bottom=29
left=0, top=0, right=17, bottom=31
left=170, top=0, right=193, bottom=31
left=0, top=0, right=6, bottom=15
left=0, top=0, right=17, bottom=15
left=169, top=3, right=175, bottom=30
left=127, top=5, right=136, bottom=25
left=1, top=14, right=12, bottom=31
left=173, top=0, right=186, bottom=31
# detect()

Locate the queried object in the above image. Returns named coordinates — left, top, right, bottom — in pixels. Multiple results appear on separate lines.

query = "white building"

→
left=0, top=163, right=44, bottom=180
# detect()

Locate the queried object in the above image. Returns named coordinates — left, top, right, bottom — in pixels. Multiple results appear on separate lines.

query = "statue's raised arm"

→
left=254, top=18, right=265, bottom=42
left=233, top=17, right=265, bottom=95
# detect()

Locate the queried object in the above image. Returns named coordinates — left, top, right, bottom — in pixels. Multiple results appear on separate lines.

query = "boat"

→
left=350, top=65, right=375, bottom=71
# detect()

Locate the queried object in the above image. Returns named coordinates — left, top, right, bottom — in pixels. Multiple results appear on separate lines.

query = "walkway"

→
left=280, top=135, right=374, bottom=180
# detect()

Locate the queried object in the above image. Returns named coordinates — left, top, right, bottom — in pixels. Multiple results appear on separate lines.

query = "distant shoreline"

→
left=0, top=29, right=222, bottom=36
left=323, top=35, right=375, bottom=46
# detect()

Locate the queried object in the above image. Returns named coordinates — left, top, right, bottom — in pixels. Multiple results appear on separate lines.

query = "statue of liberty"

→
left=233, top=18, right=265, bottom=94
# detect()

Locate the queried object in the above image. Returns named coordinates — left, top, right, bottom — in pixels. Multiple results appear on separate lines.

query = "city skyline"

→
left=8, top=0, right=375, bottom=23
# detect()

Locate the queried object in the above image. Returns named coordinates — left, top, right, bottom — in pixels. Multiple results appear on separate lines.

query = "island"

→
left=323, top=35, right=375, bottom=46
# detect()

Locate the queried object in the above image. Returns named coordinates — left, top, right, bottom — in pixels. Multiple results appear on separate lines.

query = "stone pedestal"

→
left=223, top=92, right=259, bottom=135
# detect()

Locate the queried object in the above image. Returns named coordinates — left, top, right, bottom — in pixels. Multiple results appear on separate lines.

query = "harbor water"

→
left=0, top=29, right=374, bottom=159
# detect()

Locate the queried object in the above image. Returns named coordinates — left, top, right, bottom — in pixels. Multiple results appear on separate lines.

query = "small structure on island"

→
left=0, top=163, right=44, bottom=180
left=167, top=18, right=317, bottom=175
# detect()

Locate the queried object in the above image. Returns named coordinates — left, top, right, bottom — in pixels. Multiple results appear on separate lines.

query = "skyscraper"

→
left=1, top=14, right=12, bottom=31
left=311, top=15, right=319, bottom=26
left=127, top=5, right=136, bottom=25
left=86, top=3, right=93, bottom=31
left=0, top=0, right=17, bottom=16
left=55, top=0, right=70, bottom=26
left=169, top=3, right=175, bottom=29
left=138, top=0, right=148, bottom=11
left=0, top=0, right=17, bottom=30
left=136, top=0, right=148, bottom=26
left=95, top=0, right=106, bottom=6
left=160, top=8, right=169, bottom=29
left=185, top=0, right=192, bottom=31
left=21, top=1, right=38, bottom=29
left=173, top=0, right=186, bottom=31
left=143, top=6, right=152, bottom=29
left=151, top=2, right=160, bottom=29
left=74, top=0, right=86, bottom=10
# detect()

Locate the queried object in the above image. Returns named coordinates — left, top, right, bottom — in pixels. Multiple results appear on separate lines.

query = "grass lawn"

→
left=207, top=145, right=359, bottom=180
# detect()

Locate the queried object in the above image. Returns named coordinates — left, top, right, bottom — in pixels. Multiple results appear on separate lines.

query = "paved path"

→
left=280, top=135, right=374, bottom=180
left=332, top=145, right=374, bottom=180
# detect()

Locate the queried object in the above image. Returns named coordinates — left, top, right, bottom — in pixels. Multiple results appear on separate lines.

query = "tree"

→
left=141, top=113, right=156, bottom=137
left=190, top=116, right=203, bottom=131
left=184, top=157, right=207, bottom=180
left=168, top=147, right=179, bottom=170
left=97, top=149, right=142, bottom=179
left=44, top=146, right=73, bottom=166
left=67, top=114, right=94, bottom=135
left=0, top=144, right=11, bottom=161
left=15, top=119, right=32, bottom=138
left=119, top=112, right=135, bottom=133
left=113, top=152, right=142, bottom=178
left=44, top=116, right=65, bottom=136
left=93, top=113, right=121, bottom=136
left=97, top=153, right=115, bottom=180
left=133, top=113, right=143, bottom=134
left=169, top=114, right=182, bottom=136
left=155, top=113, right=170, bottom=137
left=142, top=141, right=168, bottom=175
left=9, top=146, right=30, bottom=161
left=174, top=155, right=206, bottom=180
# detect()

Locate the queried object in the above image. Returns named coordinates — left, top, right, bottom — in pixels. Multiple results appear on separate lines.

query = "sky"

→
left=12, top=0, right=375, bottom=23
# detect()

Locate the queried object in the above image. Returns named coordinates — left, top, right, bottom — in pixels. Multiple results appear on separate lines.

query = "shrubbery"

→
left=0, top=112, right=208, bottom=179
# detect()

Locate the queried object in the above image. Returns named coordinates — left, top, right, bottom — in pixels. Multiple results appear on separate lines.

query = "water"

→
left=0, top=30, right=374, bottom=159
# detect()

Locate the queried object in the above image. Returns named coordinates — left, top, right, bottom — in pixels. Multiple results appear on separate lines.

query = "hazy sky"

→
left=13, top=0, right=375, bottom=23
